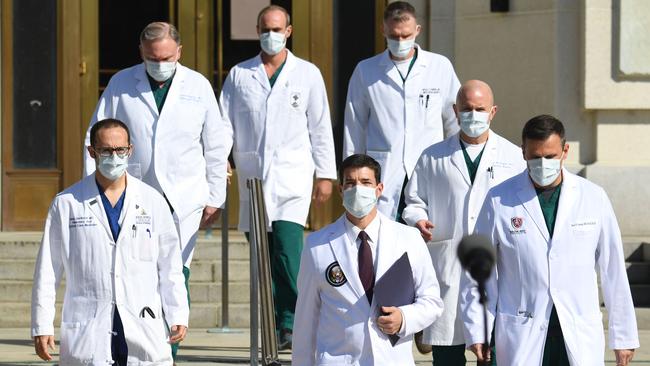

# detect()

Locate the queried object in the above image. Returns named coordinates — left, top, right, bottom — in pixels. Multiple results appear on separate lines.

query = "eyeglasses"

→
left=93, top=146, right=131, bottom=158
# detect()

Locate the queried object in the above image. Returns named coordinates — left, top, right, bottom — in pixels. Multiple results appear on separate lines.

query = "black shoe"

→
left=278, top=328, right=293, bottom=350
left=414, top=330, right=432, bottom=354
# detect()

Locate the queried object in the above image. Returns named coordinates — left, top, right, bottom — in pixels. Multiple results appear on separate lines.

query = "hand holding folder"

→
left=374, top=252, right=415, bottom=346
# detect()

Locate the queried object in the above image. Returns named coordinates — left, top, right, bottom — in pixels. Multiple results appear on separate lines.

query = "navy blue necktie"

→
left=358, top=231, right=375, bottom=304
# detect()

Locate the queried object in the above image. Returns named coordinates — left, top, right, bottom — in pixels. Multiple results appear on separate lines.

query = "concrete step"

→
left=0, top=230, right=250, bottom=260
left=0, top=259, right=252, bottom=287
left=623, top=240, right=650, bottom=262
left=0, top=302, right=251, bottom=329
left=627, top=262, right=650, bottom=284
left=631, top=284, right=650, bottom=307
left=0, top=280, right=252, bottom=305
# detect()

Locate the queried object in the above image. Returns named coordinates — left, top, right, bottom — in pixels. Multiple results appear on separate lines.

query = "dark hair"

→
left=257, top=5, right=291, bottom=28
left=522, top=114, right=566, bottom=146
left=384, top=1, right=417, bottom=22
left=339, top=154, right=382, bottom=183
left=90, top=119, right=131, bottom=147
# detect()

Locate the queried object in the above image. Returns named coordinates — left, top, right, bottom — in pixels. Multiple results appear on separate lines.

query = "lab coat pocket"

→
left=422, top=93, right=442, bottom=124
left=233, top=151, right=262, bottom=200
left=316, top=353, right=354, bottom=365
left=122, top=306, right=170, bottom=363
left=136, top=317, right=170, bottom=362
left=495, top=312, right=539, bottom=365
left=59, top=320, right=97, bottom=364
left=273, top=149, right=314, bottom=201
left=132, top=229, right=158, bottom=262
left=575, top=312, right=605, bottom=358
left=426, top=239, right=455, bottom=286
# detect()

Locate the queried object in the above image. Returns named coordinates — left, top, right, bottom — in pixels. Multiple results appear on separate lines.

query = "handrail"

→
left=247, top=178, right=280, bottom=366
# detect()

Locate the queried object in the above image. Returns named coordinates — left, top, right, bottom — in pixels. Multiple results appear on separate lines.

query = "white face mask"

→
left=342, top=185, right=378, bottom=219
left=145, top=60, right=176, bottom=82
left=387, top=38, right=415, bottom=59
left=527, top=155, right=563, bottom=187
left=459, top=110, right=491, bottom=138
left=97, top=153, right=129, bottom=181
left=260, top=31, right=286, bottom=56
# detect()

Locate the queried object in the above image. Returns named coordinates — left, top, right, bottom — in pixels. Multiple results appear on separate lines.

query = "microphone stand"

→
left=478, top=281, right=490, bottom=366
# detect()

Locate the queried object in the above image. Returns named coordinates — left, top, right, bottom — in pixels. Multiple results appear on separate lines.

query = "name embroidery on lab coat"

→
left=509, top=216, right=526, bottom=234
left=326, top=261, right=347, bottom=287
left=69, top=216, right=97, bottom=228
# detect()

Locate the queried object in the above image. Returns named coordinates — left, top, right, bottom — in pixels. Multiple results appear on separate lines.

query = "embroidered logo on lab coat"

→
left=509, top=217, right=526, bottom=234
left=290, top=92, right=301, bottom=108
left=326, top=261, right=347, bottom=287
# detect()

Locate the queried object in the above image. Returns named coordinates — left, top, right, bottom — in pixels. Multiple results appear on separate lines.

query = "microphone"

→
left=458, top=234, right=495, bottom=363
left=457, top=234, right=495, bottom=284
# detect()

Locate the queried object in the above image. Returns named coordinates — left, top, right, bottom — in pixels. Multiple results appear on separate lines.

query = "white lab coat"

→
left=460, top=170, right=640, bottom=365
left=31, top=173, right=189, bottom=366
left=220, top=50, right=337, bottom=231
left=402, top=131, right=526, bottom=346
left=293, top=213, right=444, bottom=365
left=344, top=45, right=460, bottom=219
left=84, top=63, right=233, bottom=266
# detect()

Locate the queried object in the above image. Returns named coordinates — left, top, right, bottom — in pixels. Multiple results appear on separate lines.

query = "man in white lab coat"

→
left=83, top=22, right=231, bottom=358
left=344, top=1, right=460, bottom=221
left=219, top=5, right=337, bottom=349
left=293, top=154, right=443, bottom=365
left=403, top=80, right=526, bottom=364
left=460, top=115, right=639, bottom=365
left=33, top=119, right=188, bottom=366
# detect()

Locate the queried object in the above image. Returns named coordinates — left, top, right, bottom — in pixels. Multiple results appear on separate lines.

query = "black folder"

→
left=373, top=252, right=415, bottom=346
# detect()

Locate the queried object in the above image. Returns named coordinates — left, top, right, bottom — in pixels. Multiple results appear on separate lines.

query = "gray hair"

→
left=140, top=22, right=181, bottom=45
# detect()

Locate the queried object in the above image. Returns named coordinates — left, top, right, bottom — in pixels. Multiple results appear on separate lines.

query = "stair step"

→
left=623, top=240, right=650, bottom=262
left=0, top=280, right=251, bottom=305
left=631, top=284, right=650, bottom=307
left=0, top=230, right=250, bottom=260
left=0, top=260, right=35, bottom=281
left=0, top=302, right=251, bottom=329
left=1, top=259, right=252, bottom=283
left=627, top=262, right=650, bottom=284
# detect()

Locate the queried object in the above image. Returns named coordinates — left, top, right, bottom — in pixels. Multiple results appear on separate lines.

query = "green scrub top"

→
left=460, top=139, right=486, bottom=184
left=147, top=72, right=174, bottom=112
left=268, top=60, right=287, bottom=88
left=535, top=184, right=562, bottom=238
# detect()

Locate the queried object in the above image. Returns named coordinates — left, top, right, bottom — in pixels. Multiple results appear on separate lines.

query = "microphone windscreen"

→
left=457, top=234, right=495, bottom=282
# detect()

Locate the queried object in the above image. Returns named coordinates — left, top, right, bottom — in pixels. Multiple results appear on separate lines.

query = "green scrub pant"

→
left=432, top=345, right=467, bottom=365
left=247, top=220, right=303, bottom=332
left=431, top=344, right=496, bottom=365
left=171, top=266, right=190, bottom=360
left=541, top=307, right=569, bottom=366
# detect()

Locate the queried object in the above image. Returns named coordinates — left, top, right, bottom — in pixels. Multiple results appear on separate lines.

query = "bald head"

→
left=456, top=80, right=494, bottom=108
left=454, top=80, right=498, bottom=140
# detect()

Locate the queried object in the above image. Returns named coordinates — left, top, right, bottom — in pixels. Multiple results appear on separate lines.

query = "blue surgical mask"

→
left=527, top=155, right=563, bottom=187
left=387, top=38, right=415, bottom=59
left=343, top=185, right=378, bottom=219
left=145, top=60, right=176, bottom=82
left=260, top=31, right=286, bottom=56
left=459, top=110, right=491, bottom=138
left=97, top=153, right=129, bottom=181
